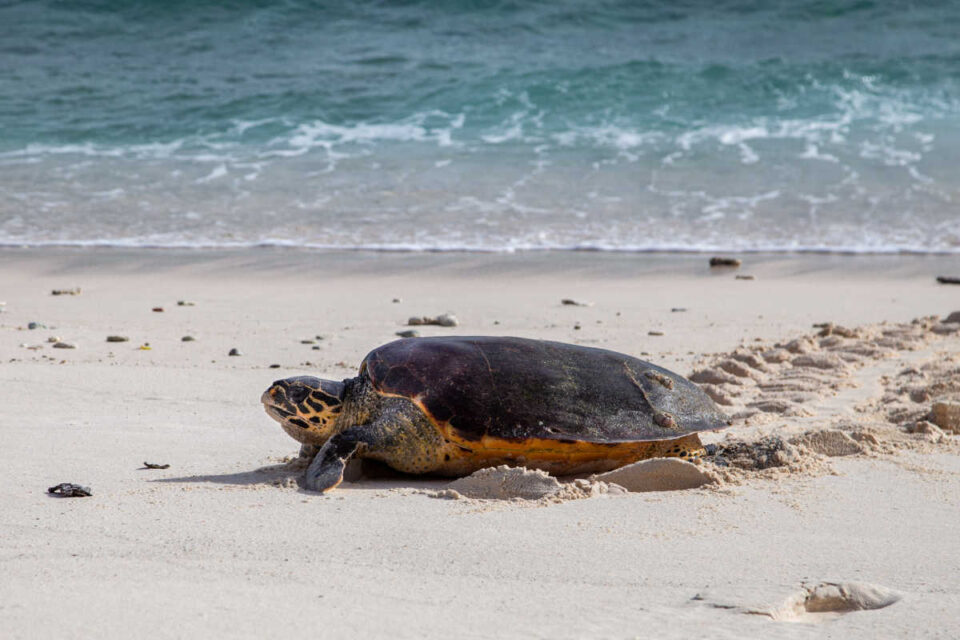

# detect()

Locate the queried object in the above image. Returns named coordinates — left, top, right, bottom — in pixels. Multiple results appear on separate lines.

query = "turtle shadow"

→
left=152, top=462, right=299, bottom=487
left=152, top=459, right=443, bottom=492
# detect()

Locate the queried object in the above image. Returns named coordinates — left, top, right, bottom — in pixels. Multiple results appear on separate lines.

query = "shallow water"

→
left=1, top=0, right=958, bottom=252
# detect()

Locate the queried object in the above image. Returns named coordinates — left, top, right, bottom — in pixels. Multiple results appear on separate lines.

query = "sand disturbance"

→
left=694, top=581, right=902, bottom=623
left=429, top=459, right=723, bottom=503
left=687, top=314, right=960, bottom=482
left=429, top=465, right=621, bottom=503
left=593, top=458, right=718, bottom=492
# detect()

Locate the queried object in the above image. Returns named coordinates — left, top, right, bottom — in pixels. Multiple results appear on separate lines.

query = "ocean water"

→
left=1, top=0, right=959, bottom=252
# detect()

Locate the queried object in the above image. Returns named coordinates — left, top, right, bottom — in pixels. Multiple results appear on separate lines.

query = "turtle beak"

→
left=261, top=386, right=279, bottom=407
left=261, top=384, right=290, bottom=414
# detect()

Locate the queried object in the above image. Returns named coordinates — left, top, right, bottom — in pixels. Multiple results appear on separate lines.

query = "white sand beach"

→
left=2, top=248, right=959, bottom=639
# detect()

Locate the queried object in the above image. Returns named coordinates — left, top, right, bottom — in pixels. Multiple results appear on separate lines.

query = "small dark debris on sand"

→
left=52, top=342, right=77, bottom=349
left=735, top=274, right=756, bottom=281
left=392, top=298, right=402, bottom=303
left=27, top=322, right=45, bottom=330
left=408, top=314, right=458, bottom=327
left=51, top=287, right=81, bottom=296
left=710, top=257, right=742, bottom=268
left=48, top=483, right=92, bottom=497
left=228, top=348, right=242, bottom=356
left=671, top=307, right=687, bottom=313
left=269, top=363, right=281, bottom=369
left=177, top=300, right=196, bottom=306
left=182, top=335, right=196, bottom=342
left=648, top=330, right=664, bottom=336
left=141, top=462, right=170, bottom=469
left=936, top=276, right=960, bottom=285
left=561, top=298, right=593, bottom=307
left=396, top=330, right=420, bottom=338
left=106, top=335, right=129, bottom=342
left=152, top=307, right=164, bottom=312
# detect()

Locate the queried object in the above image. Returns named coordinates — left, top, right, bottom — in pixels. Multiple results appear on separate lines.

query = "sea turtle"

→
left=262, top=336, right=729, bottom=492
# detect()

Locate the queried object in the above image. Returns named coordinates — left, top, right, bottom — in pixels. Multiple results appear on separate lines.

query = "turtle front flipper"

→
left=305, top=432, right=368, bottom=492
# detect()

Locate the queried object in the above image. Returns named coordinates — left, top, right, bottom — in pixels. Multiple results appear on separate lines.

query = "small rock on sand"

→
left=709, top=257, right=742, bottom=268
left=648, top=330, right=664, bottom=336
left=561, top=299, right=593, bottom=307
left=735, top=274, right=756, bottom=280
left=936, top=276, right=960, bottom=285
left=228, top=348, right=242, bottom=356
left=152, top=307, right=164, bottom=312
left=52, top=342, right=77, bottom=349
left=396, top=330, right=420, bottom=338
left=929, top=402, right=960, bottom=434
left=51, top=288, right=81, bottom=296
left=27, top=322, right=44, bottom=330
left=106, top=335, right=129, bottom=342
left=181, top=335, right=196, bottom=342
left=408, top=314, right=458, bottom=327
left=593, top=458, right=717, bottom=492
left=177, top=300, right=195, bottom=306
left=944, top=311, right=960, bottom=324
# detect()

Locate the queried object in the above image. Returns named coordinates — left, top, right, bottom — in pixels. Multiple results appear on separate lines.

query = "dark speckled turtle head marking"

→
left=261, top=376, right=345, bottom=445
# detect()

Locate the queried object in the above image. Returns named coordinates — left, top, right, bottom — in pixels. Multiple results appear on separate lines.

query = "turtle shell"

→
left=360, top=336, right=728, bottom=443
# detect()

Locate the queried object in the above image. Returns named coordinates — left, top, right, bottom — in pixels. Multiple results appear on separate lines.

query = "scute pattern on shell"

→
left=361, top=336, right=728, bottom=443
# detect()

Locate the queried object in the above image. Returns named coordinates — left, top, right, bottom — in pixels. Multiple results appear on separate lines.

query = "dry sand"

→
left=2, top=248, right=960, bottom=639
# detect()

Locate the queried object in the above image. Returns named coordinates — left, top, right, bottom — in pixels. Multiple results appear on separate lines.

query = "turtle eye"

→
left=287, top=385, right=311, bottom=406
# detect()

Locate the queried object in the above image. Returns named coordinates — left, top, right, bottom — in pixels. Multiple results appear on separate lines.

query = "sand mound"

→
left=592, top=458, right=718, bottom=492
left=433, top=465, right=625, bottom=502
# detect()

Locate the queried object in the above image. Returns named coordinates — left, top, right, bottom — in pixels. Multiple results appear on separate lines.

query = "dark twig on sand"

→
left=936, top=276, right=960, bottom=285
left=142, top=462, right=170, bottom=469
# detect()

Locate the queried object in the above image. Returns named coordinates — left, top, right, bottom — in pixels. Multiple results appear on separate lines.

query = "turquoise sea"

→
left=1, top=0, right=958, bottom=252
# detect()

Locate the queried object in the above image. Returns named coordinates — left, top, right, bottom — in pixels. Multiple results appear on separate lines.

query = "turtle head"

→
left=261, top=376, right=346, bottom=445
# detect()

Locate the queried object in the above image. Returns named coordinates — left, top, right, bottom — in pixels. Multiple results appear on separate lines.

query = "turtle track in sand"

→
left=690, top=314, right=960, bottom=482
